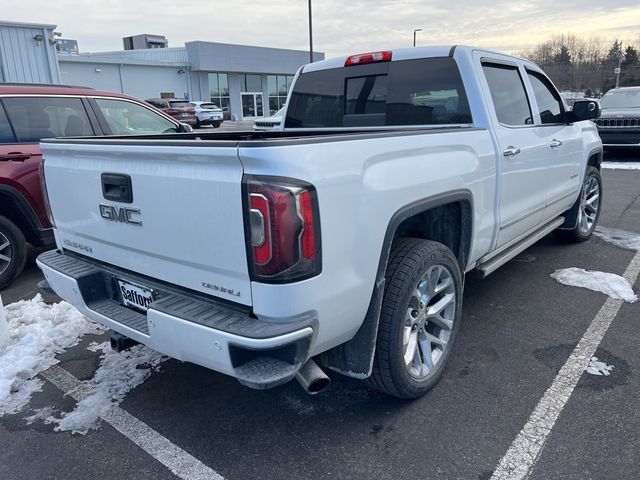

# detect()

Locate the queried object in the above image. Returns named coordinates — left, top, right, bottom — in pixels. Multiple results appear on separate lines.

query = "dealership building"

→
left=0, top=21, right=324, bottom=119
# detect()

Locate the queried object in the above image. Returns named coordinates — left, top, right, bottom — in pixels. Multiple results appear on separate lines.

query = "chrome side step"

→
left=476, top=217, right=564, bottom=277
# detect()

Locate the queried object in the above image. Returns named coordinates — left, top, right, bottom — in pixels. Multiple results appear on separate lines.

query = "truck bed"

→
left=41, top=126, right=478, bottom=147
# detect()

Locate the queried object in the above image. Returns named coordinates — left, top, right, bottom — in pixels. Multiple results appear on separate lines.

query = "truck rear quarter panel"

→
left=240, top=129, right=496, bottom=354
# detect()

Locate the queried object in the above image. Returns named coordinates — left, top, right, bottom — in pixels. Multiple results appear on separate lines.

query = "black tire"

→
left=555, top=166, right=602, bottom=243
left=0, top=215, right=27, bottom=290
left=366, top=238, right=463, bottom=399
left=195, top=118, right=201, bottom=129
left=214, top=122, right=221, bottom=128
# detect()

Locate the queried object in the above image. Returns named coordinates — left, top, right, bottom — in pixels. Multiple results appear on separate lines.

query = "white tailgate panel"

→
left=41, top=142, right=252, bottom=305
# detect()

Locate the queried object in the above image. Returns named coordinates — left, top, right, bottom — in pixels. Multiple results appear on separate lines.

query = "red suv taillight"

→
left=244, top=176, right=321, bottom=283
left=38, top=158, right=55, bottom=228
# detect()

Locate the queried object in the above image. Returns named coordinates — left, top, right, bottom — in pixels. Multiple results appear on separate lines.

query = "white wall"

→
left=59, top=61, right=190, bottom=100
left=59, top=61, right=122, bottom=92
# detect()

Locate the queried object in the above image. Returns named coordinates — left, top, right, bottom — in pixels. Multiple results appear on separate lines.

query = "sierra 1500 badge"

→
left=99, top=204, right=142, bottom=225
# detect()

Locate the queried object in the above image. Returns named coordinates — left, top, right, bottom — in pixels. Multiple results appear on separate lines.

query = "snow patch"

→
left=602, top=162, right=640, bottom=171
left=551, top=268, right=637, bottom=303
left=594, top=226, right=640, bottom=251
left=0, top=295, right=104, bottom=416
left=47, top=342, right=164, bottom=434
left=24, top=406, right=56, bottom=425
left=586, top=356, right=614, bottom=376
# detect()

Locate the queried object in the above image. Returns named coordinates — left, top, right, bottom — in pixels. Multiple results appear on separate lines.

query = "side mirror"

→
left=177, top=123, right=193, bottom=133
left=568, top=100, right=601, bottom=123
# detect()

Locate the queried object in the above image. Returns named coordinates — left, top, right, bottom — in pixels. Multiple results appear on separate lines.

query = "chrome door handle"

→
left=503, top=146, right=521, bottom=157
left=549, top=139, right=563, bottom=148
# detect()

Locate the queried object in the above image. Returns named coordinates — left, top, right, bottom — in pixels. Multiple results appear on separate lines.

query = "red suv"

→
left=145, top=98, right=197, bottom=126
left=0, top=84, right=187, bottom=289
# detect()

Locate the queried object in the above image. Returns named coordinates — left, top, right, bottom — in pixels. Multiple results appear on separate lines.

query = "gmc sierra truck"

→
left=36, top=46, right=603, bottom=399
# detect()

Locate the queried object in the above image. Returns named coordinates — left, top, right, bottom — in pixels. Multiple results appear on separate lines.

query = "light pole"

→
left=308, top=0, right=314, bottom=63
left=615, top=52, right=626, bottom=88
left=413, top=28, right=422, bottom=47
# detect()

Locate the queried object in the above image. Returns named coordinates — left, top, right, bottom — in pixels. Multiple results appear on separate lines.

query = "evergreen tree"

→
left=624, top=45, right=638, bottom=65
left=554, top=45, right=572, bottom=65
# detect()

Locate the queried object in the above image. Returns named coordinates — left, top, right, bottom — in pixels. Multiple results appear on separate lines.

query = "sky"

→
left=6, top=0, right=640, bottom=57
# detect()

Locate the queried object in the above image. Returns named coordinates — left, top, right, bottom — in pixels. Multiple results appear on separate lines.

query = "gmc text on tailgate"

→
left=37, top=45, right=603, bottom=399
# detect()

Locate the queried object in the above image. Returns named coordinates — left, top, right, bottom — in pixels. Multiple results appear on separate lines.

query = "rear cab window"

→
left=2, top=97, right=94, bottom=142
left=168, top=101, right=191, bottom=109
left=285, top=57, right=472, bottom=128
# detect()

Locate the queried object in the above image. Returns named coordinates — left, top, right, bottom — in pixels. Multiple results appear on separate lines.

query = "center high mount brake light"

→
left=345, top=51, right=392, bottom=66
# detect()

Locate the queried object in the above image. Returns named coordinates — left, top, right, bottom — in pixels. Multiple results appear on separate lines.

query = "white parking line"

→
left=491, top=249, right=640, bottom=480
left=40, top=365, right=224, bottom=480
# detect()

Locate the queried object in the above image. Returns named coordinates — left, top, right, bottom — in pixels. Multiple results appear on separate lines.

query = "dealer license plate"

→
left=117, top=278, right=155, bottom=312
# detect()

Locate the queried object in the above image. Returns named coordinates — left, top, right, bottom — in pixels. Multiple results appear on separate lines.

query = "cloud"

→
left=8, top=0, right=640, bottom=57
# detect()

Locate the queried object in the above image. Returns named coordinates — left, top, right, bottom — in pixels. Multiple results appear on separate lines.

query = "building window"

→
left=240, top=74, right=262, bottom=93
left=208, top=73, right=230, bottom=112
left=267, top=75, right=294, bottom=115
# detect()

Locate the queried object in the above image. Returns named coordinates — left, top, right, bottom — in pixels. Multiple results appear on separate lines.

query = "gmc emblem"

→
left=99, top=204, right=142, bottom=225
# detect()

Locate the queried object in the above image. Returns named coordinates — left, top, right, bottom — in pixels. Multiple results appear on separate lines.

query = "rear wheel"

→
left=366, top=238, right=463, bottom=399
left=0, top=215, right=27, bottom=290
left=555, top=166, right=602, bottom=243
left=195, top=118, right=201, bottom=129
left=214, top=121, right=221, bottom=128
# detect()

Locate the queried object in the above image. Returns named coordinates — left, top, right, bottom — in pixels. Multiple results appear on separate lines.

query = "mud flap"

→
left=319, top=279, right=384, bottom=379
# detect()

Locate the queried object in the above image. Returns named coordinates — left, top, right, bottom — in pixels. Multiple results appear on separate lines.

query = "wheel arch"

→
left=320, top=190, right=474, bottom=378
left=558, top=153, right=602, bottom=230
left=0, top=184, right=47, bottom=246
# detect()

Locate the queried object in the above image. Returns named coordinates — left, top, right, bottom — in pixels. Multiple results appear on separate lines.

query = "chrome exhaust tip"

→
left=295, top=358, right=331, bottom=395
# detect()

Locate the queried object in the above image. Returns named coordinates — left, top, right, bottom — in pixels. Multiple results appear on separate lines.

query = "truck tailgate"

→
left=40, top=141, right=252, bottom=306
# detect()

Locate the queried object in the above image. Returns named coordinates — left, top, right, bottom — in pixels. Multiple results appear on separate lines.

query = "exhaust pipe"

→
left=295, top=359, right=331, bottom=395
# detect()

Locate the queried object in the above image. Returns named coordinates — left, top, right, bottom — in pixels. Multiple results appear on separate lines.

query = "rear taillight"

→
left=38, top=158, right=55, bottom=228
left=244, top=176, right=321, bottom=283
left=345, top=50, right=392, bottom=66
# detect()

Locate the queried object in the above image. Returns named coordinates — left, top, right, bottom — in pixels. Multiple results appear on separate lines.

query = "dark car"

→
left=0, top=84, right=187, bottom=289
left=145, top=98, right=197, bottom=126
left=595, top=86, right=640, bottom=148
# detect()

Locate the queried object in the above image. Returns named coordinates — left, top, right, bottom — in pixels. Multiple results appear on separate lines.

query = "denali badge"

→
left=99, top=204, right=142, bottom=225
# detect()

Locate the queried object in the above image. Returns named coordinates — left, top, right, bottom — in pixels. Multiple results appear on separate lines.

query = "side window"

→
left=526, top=71, right=565, bottom=124
left=3, top=97, right=94, bottom=142
left=94, top=98, right=179, bottom=135
left=482, top=63, right=533, bottom=126
left=0, top=103, right=17, bottom=144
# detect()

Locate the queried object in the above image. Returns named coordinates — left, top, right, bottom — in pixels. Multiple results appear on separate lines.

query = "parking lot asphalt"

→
left=1, top=150, right=639, bottom=480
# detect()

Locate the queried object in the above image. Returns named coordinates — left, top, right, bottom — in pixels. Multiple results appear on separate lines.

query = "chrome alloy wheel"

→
left=0, top=231, right=12, bottom=276
left=403, top=264, right=456, bottom=379
left=578, top=174, right=600, bottom=234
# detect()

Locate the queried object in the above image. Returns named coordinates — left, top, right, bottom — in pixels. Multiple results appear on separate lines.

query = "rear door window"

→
left=3, top=97, right=94, bottom=142
left=285, top=57, right=472, bottom=128
left=482, top=63, right=533, bottom=126
left=0, top=103, right=17, bottom=144
left=93, top=98, right=180, bottom=135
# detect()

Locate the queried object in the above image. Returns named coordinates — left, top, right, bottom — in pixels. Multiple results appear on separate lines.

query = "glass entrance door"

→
left=241, top=93, right=264, bottom=118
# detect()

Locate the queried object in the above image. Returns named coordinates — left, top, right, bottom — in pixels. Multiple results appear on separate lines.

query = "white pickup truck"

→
left=37, top=46, right=603, bottom=399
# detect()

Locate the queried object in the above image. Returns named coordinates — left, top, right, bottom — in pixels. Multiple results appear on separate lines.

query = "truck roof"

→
left=302, top=45, right=531, bottom=74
